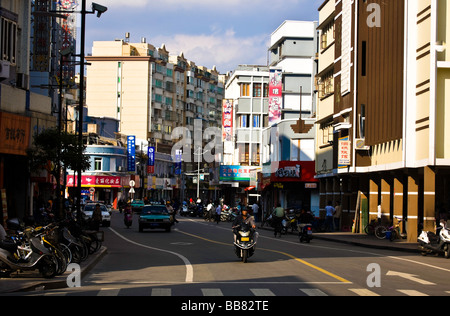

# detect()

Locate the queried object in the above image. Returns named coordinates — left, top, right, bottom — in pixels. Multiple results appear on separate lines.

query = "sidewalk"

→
left=0, top=246, right=107, bottom=294
left=313, top=232, right=418, bottom=253
left=260, top=225, right=419, bottom=253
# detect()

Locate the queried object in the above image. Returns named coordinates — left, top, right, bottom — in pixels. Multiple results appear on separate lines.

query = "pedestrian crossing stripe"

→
left=38, top=287, right=446, bottom=297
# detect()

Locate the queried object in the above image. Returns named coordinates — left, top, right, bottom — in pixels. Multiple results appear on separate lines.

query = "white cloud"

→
left=152, top=29, right=270, bottom=73
left=93, top=0, right=304, bottom=11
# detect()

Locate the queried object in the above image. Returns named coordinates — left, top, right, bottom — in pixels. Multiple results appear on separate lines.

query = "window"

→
left=238, top=143, right=249, bottom=165
left=1, top=17, right=17, bottom=64
left=94, top=158, right=102, bottom=171
left=318, top=70, right=334, bottom=98
left=240, top=83, right=250, bottom=97
left=361, top=41, right=367, bottom=77
left=253, top=83, right=262, bottom=97
left=253, top=115, right=260, bottom=128
left=263, top=84, right=269, bottom=97
left=251, top=144, right=260, bottom=166
left=320, top=123, right=333, bottom=146
left=359, top=104, right=366, bottom=138
left=240, top=114, right=250, bottom=128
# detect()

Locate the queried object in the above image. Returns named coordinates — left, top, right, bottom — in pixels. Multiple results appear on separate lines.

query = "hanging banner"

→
left=174, top=149, right=182, bottom=175
left=269, top=69, right=283, bottom=126
left=147, top=146, right=155, bottom=174
left=127, top=136, right=136, bottom=172
left=222, top=99, right=233, bottom=142
left=338, top=136, right=351, bottom=167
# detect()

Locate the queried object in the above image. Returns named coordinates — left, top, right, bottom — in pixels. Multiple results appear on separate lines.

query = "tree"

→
left=27, top=128, right=91, bottom=217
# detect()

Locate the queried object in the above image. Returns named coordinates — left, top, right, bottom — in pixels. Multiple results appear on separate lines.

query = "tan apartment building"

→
left=85, top=38, right=225, bottom=155
left=315, top=0, right=450, bottom=241
left=85, top=38, right=226, bottom=200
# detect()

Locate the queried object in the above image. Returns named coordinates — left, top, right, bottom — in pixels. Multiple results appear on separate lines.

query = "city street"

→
left=20, top=211, right=450, bottom=298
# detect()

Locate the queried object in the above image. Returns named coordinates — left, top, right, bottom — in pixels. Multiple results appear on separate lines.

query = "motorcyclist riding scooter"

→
left=124, top=204, right=133, bottom=228
left=232, top=208, right=259, bottom=263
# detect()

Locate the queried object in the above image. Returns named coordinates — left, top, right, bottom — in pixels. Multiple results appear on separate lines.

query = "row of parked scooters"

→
left=0, top=217, right=103, bottom=279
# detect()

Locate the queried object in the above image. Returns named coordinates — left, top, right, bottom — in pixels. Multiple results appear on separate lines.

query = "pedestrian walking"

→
left=334, top=201, right=342, bottom=231
left=92, top=203, right=102, bottom=231
left=215, top=203, right=222, bottom=224
left=252, top=202, right=260, bottom=223
left=324, top=201, right=335, bottom=232
left=273, top=203, right=285, bottom=237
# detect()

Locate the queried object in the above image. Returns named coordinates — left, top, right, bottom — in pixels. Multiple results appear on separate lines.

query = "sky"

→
left=83, top=0, right=323, bottom=74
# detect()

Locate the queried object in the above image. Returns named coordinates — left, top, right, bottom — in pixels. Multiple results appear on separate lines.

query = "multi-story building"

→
left=0, top=0, right=55, bottom=223
left=224, top=21, right=319, bottom=213
left=315, top=0, right=450, bottom=241
left=223, top=65, right=269, bottom=206
left=85, top=37, right=225, bottom=201
left=261, top=20, right=319, bottom=216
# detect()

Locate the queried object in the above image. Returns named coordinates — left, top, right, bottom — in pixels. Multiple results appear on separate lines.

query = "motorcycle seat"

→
left=427, top=232, right=440, bottom=243
left=0, top=239, right=17, bottom=253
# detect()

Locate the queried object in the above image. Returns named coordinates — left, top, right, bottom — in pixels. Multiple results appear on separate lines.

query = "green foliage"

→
left=27, top=128, right=91, bottom=176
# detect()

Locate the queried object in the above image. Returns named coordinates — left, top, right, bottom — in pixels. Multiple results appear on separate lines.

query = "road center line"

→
left=175, top=228, right=351, bottom=284
left=108, top=228, right=194, bottom=283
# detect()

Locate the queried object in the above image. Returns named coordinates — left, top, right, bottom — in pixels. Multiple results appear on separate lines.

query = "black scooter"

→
left=233, top=224, right=257, bottom=263
left=298, top=223, right=313, bottom=243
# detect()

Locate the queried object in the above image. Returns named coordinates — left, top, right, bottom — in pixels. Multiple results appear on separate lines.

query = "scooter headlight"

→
left=239, top=231, right=250, bottom=237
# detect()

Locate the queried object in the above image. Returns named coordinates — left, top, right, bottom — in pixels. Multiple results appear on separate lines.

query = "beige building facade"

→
left=86, top=39, right=225, bottom=155
left=315, top=0, right=450, bottom=241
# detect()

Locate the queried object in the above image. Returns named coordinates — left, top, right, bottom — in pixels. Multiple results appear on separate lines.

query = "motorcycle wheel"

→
left=444, top=244, right=450, bottom=259
left=242, top=249, right=248, bottom=263
left=39, top=256, right=58, bottom=279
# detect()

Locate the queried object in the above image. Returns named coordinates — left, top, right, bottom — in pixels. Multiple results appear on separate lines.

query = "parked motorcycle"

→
left=233, top=223, right=257, bottom=263
left=418, top=221, right=450, bottom=258
left=0, top=220, right=58, bottom=279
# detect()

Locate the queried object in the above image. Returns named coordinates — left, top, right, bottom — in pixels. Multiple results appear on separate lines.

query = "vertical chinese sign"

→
left=127, top=136, right=136, bottom=172
left=269, top=69, right=283, bottom=126
left=338, top=136, right=351, bottom=168
left=33, top=0, right=51, bottom=72
left=56, top=0, right=78, bottom=86
left=222, top=99, right=233, bottom=142
left=147, top=146, right=155, bottom=174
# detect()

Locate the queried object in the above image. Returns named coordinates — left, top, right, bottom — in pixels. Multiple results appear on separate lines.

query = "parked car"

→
left=83, top=203, right=111, bottom=227
left=131, top=199, right=145, bottom=213
left=139, top=205, right=172, bottom=232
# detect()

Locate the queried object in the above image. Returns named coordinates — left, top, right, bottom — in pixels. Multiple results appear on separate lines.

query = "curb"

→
left=259, top=225, right=419, bottom=254
left=2, top=246, right=107, bottom=293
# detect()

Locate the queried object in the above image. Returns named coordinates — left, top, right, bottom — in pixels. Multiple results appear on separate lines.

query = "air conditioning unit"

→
left=355, top=138, right=370, bottom=150
left=0, top=62, right=10, bottom=79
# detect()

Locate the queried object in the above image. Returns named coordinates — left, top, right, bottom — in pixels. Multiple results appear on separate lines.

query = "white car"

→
left=83, top=203, right=111, bottom=227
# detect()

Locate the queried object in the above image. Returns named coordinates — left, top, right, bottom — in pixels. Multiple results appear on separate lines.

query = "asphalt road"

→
left=23, top=211, right=450, bottom=298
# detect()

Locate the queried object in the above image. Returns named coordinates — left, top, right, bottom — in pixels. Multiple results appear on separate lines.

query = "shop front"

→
left=0, top=112, right=31, bottom=225
left=66, top=174, right=129, bottom=206
left=260, top=161, right=319, bottom=217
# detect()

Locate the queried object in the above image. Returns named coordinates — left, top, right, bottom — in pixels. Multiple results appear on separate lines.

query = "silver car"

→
left=83, top=203, right=111, bottom=227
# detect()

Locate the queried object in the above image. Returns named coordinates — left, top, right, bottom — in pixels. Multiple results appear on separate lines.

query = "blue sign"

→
left=220, top=165, right=251, bottom=181
left=174, top=149, right=182, bottom=175
left=127, top=136, right=136, bottom=172
left=148, top=146, right=155, bottom=167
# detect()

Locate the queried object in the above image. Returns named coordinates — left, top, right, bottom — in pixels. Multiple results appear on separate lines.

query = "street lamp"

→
left=75, top=0, right=107, bottom=222
left=194, top=147, right=209, bottom=200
